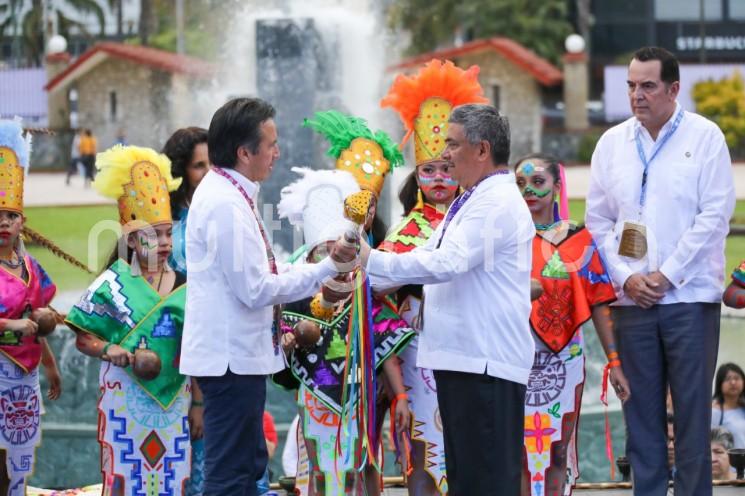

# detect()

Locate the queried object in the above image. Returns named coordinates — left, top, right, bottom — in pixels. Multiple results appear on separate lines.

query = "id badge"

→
left=618, top=221, right=647, bottom=259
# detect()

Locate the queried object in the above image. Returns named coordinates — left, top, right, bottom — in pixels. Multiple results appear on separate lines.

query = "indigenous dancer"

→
left=162, top=127, right=208, bottom=496
left=723, top=261, right=745, bottom=309
left=302, top=110, right=400, bottom=249
left=514, top=154, right=631, bottom=496
left=377, top=58, right=489, bottom=495
left=276, top=123, right=414, bottom=495
left=304, top=110, right=410, bottom=466
left=0, top=120, right=61, bottom=496
left=66, top=145, right=192, bottom=496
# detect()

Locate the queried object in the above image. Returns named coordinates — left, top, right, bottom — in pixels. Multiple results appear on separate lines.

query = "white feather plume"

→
left=278, top=167, right=360, bottom=226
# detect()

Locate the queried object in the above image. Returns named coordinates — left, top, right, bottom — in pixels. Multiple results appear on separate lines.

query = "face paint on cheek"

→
left=136, top=233, right=158, bottom=258
left=419, top=175, right=458, bottom=195
left=523, top=185, right=551, bottom=198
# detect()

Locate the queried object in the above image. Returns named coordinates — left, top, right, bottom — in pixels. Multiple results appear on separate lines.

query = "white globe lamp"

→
left=565, top=34, right=585, bottom=54
left=47, top=35, right=68, bottom=55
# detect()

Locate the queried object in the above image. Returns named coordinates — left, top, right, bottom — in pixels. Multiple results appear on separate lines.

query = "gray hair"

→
left=711, top=427, right=734, bottom=450
left=449, top=104, right=511, bottom=166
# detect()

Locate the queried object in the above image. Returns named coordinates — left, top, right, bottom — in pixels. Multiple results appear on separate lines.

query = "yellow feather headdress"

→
left=93, top=145, right=180, bottom=231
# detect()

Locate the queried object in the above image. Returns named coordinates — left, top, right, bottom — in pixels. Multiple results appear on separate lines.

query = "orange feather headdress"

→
left=381, top=59, right=488, bottom=165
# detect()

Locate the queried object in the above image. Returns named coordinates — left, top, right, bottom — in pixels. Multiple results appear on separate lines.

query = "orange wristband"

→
left=395, top=393, right=408, bottom=401
left=607, top=351, right=619, bottom=360
left=607, top=359, right=621, bottom=369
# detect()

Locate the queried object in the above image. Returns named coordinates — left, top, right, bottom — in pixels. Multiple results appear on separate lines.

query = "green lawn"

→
left=19, top=202, right=745, bottom=292
left=24, top=205, right=118, bottom=292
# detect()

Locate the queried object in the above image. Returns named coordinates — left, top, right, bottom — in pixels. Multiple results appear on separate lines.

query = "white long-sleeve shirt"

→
left=367, top=172, right=536, bottom=385
left=586, top=103, right=735, bottom=305
left=180, top=168, right=337, bottom=377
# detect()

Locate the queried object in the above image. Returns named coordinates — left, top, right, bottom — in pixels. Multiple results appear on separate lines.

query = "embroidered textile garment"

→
left=379, top=201, right=448, bottom=494
left=0, top=354, right=42, bottom=496
left=65, top=260, right=187, bottom=409
left=0, top=256, right=56, bottom=372
left=530, top=226, right=617, bottom=352
left=98, top=363, right=191, bottom=495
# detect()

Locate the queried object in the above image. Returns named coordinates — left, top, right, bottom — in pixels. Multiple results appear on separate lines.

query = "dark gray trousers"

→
left=613, top=303, right=720, bottom=496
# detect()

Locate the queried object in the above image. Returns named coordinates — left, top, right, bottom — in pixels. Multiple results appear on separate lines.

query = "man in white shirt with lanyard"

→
left=355, top=104, right=535, bottom=494
left=180, top=98, right=355, bottom=496
left=586, top=47, right=735, bottom=496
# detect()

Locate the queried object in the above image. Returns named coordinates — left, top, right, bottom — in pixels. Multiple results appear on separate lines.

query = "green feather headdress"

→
left=304, top=110, right=404, bottom=168
left=303, top=110, right=404, bottom=197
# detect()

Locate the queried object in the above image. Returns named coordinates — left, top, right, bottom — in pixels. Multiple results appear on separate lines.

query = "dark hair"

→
left=449, top=104, right=510, bottom=166
left=513, top=153, right=562, bottom=183
left=163, top=127, right=208, bottom=216
left=208, top=98, right=276, bottom=168
left=713, top=363, right=745, bottom=414
left=370, top=215, right=387, bottom=249
left=398, top=171, right=420, bottom=216
left=633, top=47, right=680, bottom=85
left=103, top=235, right=134, bottom=274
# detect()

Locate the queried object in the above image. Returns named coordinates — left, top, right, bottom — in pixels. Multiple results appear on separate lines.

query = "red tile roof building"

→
left=387, top=37, right=563, bottom=159
left=45, top=42, right=216, bottom=149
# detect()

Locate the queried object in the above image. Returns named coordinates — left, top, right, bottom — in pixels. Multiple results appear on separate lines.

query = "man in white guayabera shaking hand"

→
left=180, top=98, right=357, bottom=496
left=340, top=104, right=536, bottom=495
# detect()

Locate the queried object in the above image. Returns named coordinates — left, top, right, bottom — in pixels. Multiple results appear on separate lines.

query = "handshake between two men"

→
left=280, top=190, right=374, bottom=351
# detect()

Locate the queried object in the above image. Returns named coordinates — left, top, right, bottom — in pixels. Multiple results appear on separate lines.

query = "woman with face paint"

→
left=0, top=120, right=74, bottom=496
left=376, top=163, right=457, bottom=496
left=66, top=146, right=192, bottom=496
left=377, top=59, right=489, bottom=496
left=514, top=154, right=631, bottom=496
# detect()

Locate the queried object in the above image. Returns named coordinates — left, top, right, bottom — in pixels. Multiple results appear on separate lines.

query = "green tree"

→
left=387, top=0, right=573, bottom=64
left=0, top=0, right=105, bottom=65
left=131, top=0, right=229, bottom=59
left=692, top=71, right=745, bottom=155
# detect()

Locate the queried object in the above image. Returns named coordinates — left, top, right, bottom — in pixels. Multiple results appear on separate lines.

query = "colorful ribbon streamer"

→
left=600, top=361, right=620, bottom=480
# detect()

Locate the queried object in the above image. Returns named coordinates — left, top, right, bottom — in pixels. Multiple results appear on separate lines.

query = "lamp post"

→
left=45, top=34, right=71, bottom=129
left=563, top=34, right=589, bottom=131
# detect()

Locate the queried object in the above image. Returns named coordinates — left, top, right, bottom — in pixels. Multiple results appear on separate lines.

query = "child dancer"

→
left=66, top=145, right=192, bottom=495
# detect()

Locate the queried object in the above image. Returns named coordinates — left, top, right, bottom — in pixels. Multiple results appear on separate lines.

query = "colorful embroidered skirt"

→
left=523, top=330, right=585, bottom=496
left=0, top=354, right=42, bottom=496
left=397, top=296, right=447, bottom=494
left=97, top=362, right=191, bottom=495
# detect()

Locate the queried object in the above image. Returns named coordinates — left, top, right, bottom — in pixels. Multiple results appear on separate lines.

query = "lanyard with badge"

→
left=618, top=109, right=684, bottom=259
left=415, top=170, right=510, bottom=329
left=213, top=167, right=283, bottom=356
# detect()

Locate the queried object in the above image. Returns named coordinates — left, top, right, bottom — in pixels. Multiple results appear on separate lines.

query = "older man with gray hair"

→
left=356, top=104, right=535, bottom=494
